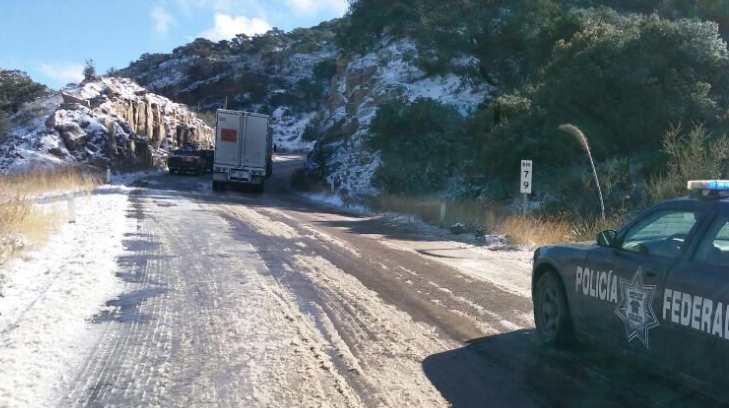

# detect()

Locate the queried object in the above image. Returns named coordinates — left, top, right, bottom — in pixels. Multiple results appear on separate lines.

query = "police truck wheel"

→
left=535, top=271, right=573, bottom=347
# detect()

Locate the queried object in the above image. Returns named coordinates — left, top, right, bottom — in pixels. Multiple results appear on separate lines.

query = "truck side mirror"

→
left=597, top=230, right=617, bottom=247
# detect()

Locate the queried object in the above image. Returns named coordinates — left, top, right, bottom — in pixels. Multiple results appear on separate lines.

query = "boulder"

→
left=58, top=122, right=86, bottom=151
left=61, top=92, right=90, bottom=108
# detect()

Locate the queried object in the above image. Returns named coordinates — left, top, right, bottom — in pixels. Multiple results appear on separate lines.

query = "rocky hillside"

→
left=118, top=22, right=340, bottom=153
left=118, top=19, right=490, bottom=196
left=116, top=0, right=729, bottom=214
left=0, top=77, right=213, bottom=174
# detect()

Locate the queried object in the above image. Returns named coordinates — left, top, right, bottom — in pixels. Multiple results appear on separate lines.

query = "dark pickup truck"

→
left=167, top=148, right=214, bottom=175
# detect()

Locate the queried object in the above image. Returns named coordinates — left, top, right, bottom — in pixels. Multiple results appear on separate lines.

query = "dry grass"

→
left=372, top=194, right=508, bottom=229
left=373, top=194, right=626, bottom=247
left=0, top=166, right=101, bottom=264
left=495, top=216, right=572, bottom=246
left=0, top=166, right=102, bottom=198
left=0, top=197, right=58, bottom=241
left=495, top=214, right=625, bottom=246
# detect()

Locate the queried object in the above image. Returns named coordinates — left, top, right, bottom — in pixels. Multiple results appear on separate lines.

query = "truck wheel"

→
left=253, top=182, right=264, bottom=193
left=212, top=181, right=223, bottom=192
left=534, top=271, right=573, bottom=347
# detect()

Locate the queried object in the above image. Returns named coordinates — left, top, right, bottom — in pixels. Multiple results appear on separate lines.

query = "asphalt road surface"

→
left=58, top=156, right=720, bottom=407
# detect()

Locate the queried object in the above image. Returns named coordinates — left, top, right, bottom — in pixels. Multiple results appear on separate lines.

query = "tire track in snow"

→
left=64, top=189, right=364, bottom=407
left=224, top=205, right=454, bottom=407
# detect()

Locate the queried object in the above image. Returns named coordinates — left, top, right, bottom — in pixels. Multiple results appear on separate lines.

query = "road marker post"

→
left=520, top=160, right=533, bottom=216
left=68, top=196, right=76, bottom=224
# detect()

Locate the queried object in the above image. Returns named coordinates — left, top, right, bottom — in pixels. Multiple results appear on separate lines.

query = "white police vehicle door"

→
left=660, top=207, right=729, bottom=383
left=581, top=206, right=702, bottom=358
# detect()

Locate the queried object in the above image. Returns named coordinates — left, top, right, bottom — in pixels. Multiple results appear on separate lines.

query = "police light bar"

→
left=687, top=180, right=729, bottom=191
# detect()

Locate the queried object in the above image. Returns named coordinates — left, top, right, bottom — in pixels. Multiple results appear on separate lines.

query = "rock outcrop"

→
left=0, top=77, right=213, bottom=173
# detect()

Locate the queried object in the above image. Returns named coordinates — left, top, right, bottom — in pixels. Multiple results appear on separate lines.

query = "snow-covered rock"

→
left=310, top=38, right=494, bottom=197
left=0, top=77, right=213, bottom=174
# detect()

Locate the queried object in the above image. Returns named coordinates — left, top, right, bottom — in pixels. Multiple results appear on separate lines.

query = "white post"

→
left=523, top=194, right=528, bottom=217
left=68, top=196, right=76, bottom=224
left=440, top=201, right=447, bottom=223
left=520, top=160, right=533, bottom=217
left=106, top=168, right=112, bottom=184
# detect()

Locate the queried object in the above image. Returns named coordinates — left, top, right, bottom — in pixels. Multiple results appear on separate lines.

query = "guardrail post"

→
left=68, top=196, right=76, bottom=224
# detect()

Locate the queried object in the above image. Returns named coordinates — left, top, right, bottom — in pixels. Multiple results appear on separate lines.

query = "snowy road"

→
left=1, top=156, right=719, bottom=407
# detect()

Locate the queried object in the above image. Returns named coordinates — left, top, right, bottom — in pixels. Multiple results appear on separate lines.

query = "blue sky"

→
left=0, top=0, right=347, bottom=89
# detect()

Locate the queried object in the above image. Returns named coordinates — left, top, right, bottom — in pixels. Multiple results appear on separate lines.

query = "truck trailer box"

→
left=212, top=110, right=272, bottom=192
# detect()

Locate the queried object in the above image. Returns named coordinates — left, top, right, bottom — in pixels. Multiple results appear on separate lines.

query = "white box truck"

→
left=212, top=110, right=273, bottom=192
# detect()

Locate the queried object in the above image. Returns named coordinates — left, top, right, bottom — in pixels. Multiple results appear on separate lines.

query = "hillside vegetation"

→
left=337, top=0, right=729, bottom=215
left=0, top=70, right=49, bottom=141
left=113, top=0, right=729, bottom=232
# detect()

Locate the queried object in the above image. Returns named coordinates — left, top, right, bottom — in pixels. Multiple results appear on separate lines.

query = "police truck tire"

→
left=212, top=181, right=222, bottom=192
left=535, top=271, right=573, bottom=347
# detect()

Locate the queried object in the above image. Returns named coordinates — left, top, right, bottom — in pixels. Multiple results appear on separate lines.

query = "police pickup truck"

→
left=533, top=180, right=729, bottom=396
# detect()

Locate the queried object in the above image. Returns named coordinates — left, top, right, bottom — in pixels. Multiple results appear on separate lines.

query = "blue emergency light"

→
left=687, top=180, right=729, bottom=191
left=687, top=180, right=729, bottom=198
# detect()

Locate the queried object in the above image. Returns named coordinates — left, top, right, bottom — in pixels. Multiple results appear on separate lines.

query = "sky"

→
left=0, top=0, right=348, bottom=89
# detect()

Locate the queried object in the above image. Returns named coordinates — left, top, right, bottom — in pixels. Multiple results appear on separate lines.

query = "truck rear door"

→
left=215, top=111, right=242, bottom=166
left=242, top=115, right=268, bottom=169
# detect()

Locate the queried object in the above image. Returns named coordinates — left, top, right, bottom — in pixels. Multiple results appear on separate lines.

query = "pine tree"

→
left=83, top=59, right=97, bottom=81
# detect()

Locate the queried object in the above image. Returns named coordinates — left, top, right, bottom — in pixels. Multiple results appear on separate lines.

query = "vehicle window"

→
left=621, top=210, right=699, bottom=258
left=695, top=217, right=729, bottom=267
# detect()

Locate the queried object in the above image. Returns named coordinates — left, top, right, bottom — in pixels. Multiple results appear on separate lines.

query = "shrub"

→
left=0, top=70, right=48, bottom=113
left=647, top=124, right=729, bottom=201
left=83, top=59, right=97, bottom=81
left=495, top=215, right=572, bottom=246
left=302, top=123, right=319, bottom=141
left=369, top=98, right=466, bottom=195
left=0, top=111, right=7, bottom=141
left=471, top=13, right=729, bottom=186
left=313, top=59, right=337, bottom=82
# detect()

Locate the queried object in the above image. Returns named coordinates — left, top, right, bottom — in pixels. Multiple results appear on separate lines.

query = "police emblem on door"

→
left=615, top=268, right=659, bottom=348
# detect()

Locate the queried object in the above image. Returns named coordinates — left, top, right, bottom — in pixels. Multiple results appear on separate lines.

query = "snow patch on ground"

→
left=0, top=189, right=132, bottom=407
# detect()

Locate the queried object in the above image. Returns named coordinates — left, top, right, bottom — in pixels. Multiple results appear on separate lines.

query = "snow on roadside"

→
left=301, top=191, right=535, bottom=298
left=0, top=187, right=133, bottom=407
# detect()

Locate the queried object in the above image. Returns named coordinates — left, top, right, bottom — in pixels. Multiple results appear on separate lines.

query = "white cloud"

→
left=39, top=63, right=84, bottom=85
left=286, top=0, right=347, bottom=16
left=150, top=5, right=175, bottom=34
left=198, top=13, right=272, bottom=41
